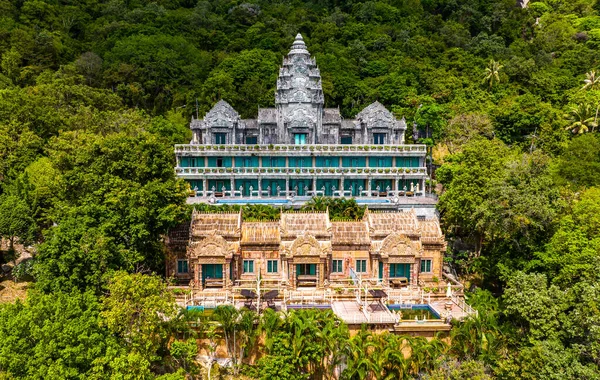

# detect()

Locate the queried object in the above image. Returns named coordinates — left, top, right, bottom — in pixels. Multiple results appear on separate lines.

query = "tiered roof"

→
left=365, top=209, right=420, bottom=237
left=184, top=209, right=444, bottom=249
left=190, top=210, right=241, bottom=238
left=280, top=211, right=330, bottom=238
left=241, top=222, right=281, bottom=246
left=331, top=221, right=370, bottom=246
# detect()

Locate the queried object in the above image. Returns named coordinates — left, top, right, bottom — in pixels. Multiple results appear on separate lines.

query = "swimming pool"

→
left=287, top=304, right=332, bottom=310
left=356, top=199, right=390, bottom=204
left=386, top=304, right=440, bottom=320
left=217, top=199, right=290, bottom=205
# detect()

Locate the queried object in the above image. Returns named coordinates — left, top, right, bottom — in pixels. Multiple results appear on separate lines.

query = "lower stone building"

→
left=166, top=208, right=446, bottom=289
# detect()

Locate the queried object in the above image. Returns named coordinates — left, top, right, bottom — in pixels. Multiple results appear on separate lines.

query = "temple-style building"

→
left=174, top=34, right=429, bottom=202
left=166, top=209, right=446, bottom=290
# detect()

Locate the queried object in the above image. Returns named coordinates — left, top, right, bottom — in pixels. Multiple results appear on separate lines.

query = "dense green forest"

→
left=1, top=0, right=600, bottom=378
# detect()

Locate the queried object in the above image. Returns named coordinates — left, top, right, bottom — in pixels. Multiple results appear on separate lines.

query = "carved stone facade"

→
left=167, top=209, right=445, bottom=289
left=189, top=34, right=407, bottom=146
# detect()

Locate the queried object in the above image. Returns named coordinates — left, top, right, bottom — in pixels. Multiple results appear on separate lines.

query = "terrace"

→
left=175, top=273, right=475, bottom=330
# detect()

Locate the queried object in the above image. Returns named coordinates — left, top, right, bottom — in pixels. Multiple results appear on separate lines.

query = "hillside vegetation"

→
left=1, top=0, right=600, bottom=378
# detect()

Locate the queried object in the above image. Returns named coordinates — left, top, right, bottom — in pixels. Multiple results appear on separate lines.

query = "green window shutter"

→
left=273, top=261, right=278, bottom=273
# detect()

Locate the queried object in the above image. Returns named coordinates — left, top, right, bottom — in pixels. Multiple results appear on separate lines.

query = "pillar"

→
left=367, top=177, right=372, bottom=193
left=258, top=176, right=262, bottom=197
left=395, top=178, right=399, bottom=191
left=223, top=261, right=229, bottom=287
left=197, top=263, right=203, bottom=290
left=230, top=177, right=235, bottom=194
left=285, top=176, right=290, bottom=195
left=312, top=177, right=317, bottom=193
left=340, top=177, right=344, bottom=194
left=203, top=179, right=208, bottom=197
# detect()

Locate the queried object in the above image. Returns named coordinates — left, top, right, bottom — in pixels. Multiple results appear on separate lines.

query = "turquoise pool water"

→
left=386, top=304, right=440, bottom=320
left=217, top=199, right=290, bottom=204
left=356, top=199, right=390, bottom=204
left=287, top=304, right=332, bottom=310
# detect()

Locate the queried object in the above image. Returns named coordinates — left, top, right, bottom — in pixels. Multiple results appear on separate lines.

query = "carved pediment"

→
left=289, top=233, right=324, bottom=257
left=378, top=232, right=422, bottom=259
left=203, top=100, right=240, bottom=128
left=187, top=233, right=233, bottom=259
left=356, top=101, right=395, bottom=130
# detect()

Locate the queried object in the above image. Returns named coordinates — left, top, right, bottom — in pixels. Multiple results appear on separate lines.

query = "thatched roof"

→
left=280, top=211, right=330, bottom=238
left=366, top=209, right=420, bottom=236
left=190, top=210, right=241, bottom=238
left=331, top=221, right=370, bottom=246
left=241, top=222, right=281, bottom=245
left=418, top=219, right=444, bottom=244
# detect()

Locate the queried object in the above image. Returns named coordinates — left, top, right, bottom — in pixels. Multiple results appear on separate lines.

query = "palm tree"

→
left=302, top=196, right=330, bottom=212
left=482, top=59, right=503, bottom=89
left=582, top=70, right=600, bottom=91
left=565, top=103, right=598, bottom=134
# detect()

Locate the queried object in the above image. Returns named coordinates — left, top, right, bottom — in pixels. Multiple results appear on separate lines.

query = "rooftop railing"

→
left=175, top=166, right=427, bottom=176
left=175, top=143, right=427, bottom=155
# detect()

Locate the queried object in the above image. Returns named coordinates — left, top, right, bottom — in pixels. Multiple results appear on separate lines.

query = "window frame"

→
left=243, top=259, right=255, bottom=274
left=332, top=259, right=343, bottom=273
left=177, top=259, right=189, bottom=274
left=420, top=259, right=432, bottom=273
left=294, top=133, right=307, bottom=145
left=373, top=133, right=386, bottom=145
left=355, top=259, right=367, bottom=273
left=214, top=133, right=227, bottom=144
left=267, top=260, right=278, bottom=273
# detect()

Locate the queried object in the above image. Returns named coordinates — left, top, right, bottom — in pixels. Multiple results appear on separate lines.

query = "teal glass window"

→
left=177, top=260, right=188, bottom=274
left=356, top=259, right=367, bottom=273
left=214, top=133, right=226, bottom=144
left=341, top=136, right=352, bottom=144
left=332, top=260, right=343, bottom=273
left=420, top=259, right=432, bottom=273
left=390, top=264, right=411, bottom=278
left=296, top=264, right=316, bottom=275
left=342, top=157, right=365, bottom=167
left=243, top=260, right=254, bottom=273
left=294, top=133, right=307, bottom=145
left=267, top=260, right=278, bottom=273
left=246, top=136, right=257, bottom=144
left=373, top=133, right=386, bottom=144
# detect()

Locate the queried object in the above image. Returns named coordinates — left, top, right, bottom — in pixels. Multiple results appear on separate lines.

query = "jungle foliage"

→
left=1, top=0, right=600, bottom=378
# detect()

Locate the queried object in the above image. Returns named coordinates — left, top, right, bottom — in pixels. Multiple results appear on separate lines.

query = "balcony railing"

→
left=175, top=166, right=427, bottom=176
left=174, top=143, right=427, bottom=155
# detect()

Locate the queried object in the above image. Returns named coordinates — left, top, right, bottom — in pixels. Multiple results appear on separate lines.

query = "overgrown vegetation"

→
left=1, top=0, right=600, bottom=378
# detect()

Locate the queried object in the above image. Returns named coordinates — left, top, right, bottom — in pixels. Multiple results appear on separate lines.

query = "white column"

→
left=258, top=176, right=262, bottom=197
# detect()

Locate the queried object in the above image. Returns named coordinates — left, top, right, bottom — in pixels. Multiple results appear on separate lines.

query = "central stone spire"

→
left=275, top=33, right=324, bottom=143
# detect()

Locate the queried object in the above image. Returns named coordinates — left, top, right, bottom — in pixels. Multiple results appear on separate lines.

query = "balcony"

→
left=174, top=144, right=427, bottom=156
left=175, top=166, right=427, bottom=177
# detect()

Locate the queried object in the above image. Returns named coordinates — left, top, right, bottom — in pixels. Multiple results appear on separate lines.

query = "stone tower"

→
left=275, top=33, right=325, bottom=144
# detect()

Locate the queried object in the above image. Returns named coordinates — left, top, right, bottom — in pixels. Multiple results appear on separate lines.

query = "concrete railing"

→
left=175, top=166, right=427, bottom=176
left=175, top=143, right=427, bottom=155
